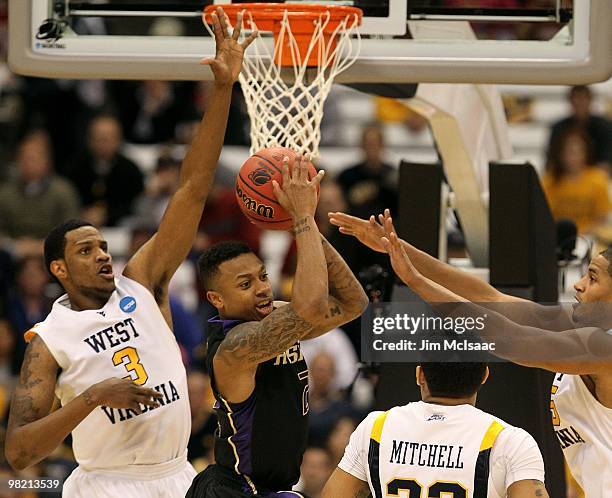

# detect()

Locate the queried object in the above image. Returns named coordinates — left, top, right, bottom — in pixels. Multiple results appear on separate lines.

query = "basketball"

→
left=235, top=147, right=319, bottom=230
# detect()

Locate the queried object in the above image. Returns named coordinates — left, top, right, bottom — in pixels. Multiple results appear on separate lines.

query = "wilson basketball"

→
left=236, top=147, right=318, bottom=230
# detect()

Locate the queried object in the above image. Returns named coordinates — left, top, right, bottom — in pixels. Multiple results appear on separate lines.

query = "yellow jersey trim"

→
left=370, top=411, right=389, bottom=443
left=479, top=420, right=505, bottom=451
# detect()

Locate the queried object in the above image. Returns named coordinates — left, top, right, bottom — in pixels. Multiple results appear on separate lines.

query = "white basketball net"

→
left=216, top=9, right=360, bottom=160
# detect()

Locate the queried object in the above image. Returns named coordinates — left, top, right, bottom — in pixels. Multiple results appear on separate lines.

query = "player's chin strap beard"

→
left=79, top=284, right=115, bottom=307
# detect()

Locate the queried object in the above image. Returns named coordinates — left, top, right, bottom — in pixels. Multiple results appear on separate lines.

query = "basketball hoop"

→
left=203, top=3, right=362, bottom=160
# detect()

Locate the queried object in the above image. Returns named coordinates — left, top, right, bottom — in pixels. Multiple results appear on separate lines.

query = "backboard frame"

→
left=8, top=0, right=612, bottom=84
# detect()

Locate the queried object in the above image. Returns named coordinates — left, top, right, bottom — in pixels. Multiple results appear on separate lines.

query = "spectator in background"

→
left=294, top=447, right=334, bottom=498
left=326, top=417, right=358, bottom=467
left=171, top=296, right=205, bottom=367
left=196, top=183, right=262, bottom=256
left=19, top=77, right=102, bottom=176
left=187, top=369, right=217, bottom=471
left=336, top=123, right=397, bottom=218
left=111, top=80, right=192, bottom=144
left=308, top=352, right=359, bottom=447
left=66, top=115, right=144, bottom=226
left=0, top=65, right=25, bottom=172
left=0, top=130, right=80, bottom=254
left=0, top=319, right=17, bottom=420
left=547, top=86, right=612, bottom=172
left=333, top=127, right=397, bottom=349
left=5, top=255, right=54, bottom=372
left=191, top=81, right=249, bottom=146
left=300, top=327, right=358, bottom=393
left=542, top=127, right=610, bottom=234
left=133, top=152, right=182, bottom=226
left=0, top=249, right=12, bottom=311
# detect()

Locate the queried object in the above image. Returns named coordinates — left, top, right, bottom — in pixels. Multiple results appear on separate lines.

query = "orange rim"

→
left=203, top=3, right=363, bottom=33
left=203, top=3, right=362, bottom=67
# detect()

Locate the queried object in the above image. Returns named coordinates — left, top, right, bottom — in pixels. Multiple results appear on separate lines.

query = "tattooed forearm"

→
left=293, top=217, right=312, bottom=236
left=218, top=304, right=315, bottom=364
left=355, top=489, right=372, bottom=498
left=321, top=236, right=368, bottom=313
left=325, top=303, right=342, bottom=319
left=82, top=390, right=95, bottom=407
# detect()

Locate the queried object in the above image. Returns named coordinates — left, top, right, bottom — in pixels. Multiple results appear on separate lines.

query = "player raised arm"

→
left=379, top=219, right=612, bottom=376
left=213, top=157, right=366, bottom=401
left=278, top=161, right=368, bottom=340
left=299, top=235, right=369, bottom=340
left=329, top=209, right=574, bottom=331
left=329, top=209, right=522, bottom=302
left=5, top=336, right=163, bottom=470
left=124, top=8, right=257, bottom=304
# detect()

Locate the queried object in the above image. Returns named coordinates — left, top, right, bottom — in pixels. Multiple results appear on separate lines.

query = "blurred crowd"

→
left=0, top=1, right=611, bottom=497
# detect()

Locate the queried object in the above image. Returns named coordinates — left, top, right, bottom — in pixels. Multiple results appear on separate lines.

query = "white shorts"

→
left=63, top=456, right=196, bottom=498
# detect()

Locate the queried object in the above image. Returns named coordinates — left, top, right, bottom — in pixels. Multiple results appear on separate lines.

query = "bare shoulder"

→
left=19, top=335, right=58, bottom=375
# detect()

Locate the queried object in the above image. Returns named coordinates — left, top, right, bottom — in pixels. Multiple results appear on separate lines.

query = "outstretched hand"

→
left=202, top=7, right=258, bottom=85
left=328, top=208, right=393, bottom=253
left=379, top=215, right=421, bottom=285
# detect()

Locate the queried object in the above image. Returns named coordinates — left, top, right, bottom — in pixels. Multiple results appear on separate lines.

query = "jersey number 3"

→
left=387, top=479, right=467, bottom=497
left=112, top=347, right=149, bottom=385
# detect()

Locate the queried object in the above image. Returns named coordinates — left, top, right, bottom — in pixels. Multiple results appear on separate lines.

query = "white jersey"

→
left=339, top=401, right=545, bottom=498
left=550, top=373, right=612, bottom=498
left=27, top=275, right=191, bottom=473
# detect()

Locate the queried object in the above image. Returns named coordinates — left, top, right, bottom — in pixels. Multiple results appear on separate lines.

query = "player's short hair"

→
left=44, top=219, right=96, bottom=277
left=420, top=362, right=488, bottom=398
left=600, top=246, right=612, bottom=277
left=198, top=241, right=254, bottom=291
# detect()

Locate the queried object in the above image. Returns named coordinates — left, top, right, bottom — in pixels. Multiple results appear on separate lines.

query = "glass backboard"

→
left=8, top=0, right=612, bottom=84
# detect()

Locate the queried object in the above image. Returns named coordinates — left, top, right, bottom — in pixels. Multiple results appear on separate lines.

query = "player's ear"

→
left=415, top=366, right=424, bottom=387
left=481, top=366, right=490, bottom=385
left=206, top=290, right=223, bottom=309
left=50, top=260, right=67, bottom=281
